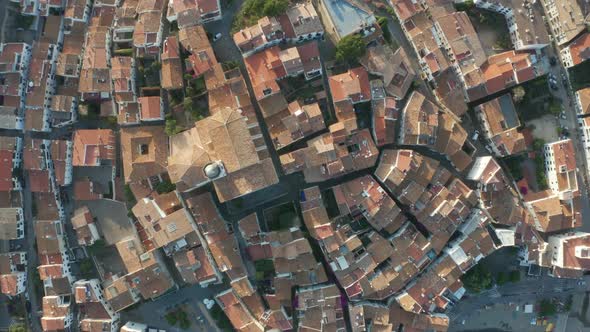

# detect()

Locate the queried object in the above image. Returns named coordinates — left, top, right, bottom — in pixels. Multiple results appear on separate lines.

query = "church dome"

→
left=204, top=163, right=221, bottom=179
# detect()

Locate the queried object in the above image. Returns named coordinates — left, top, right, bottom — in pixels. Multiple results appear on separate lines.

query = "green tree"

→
left=532, top=138, right=545, bottom=152
left=211, top=304, right=233, bottom=331
left=155, top=180, right=176, bottom=194
left=183, top=97, right=194, bottom=111
left=87, top=239, right=106, bottom=256
left=79, top=258, right=94, bottom=278
left=512, top=86, right=526, bottom=103
left=262, top=0, right=288, bottom=16
left=15, top=15, right=35, bottom=30
left=190, top=106, right=207, bottom=121
left=454, top=0, right=474, bottom=11
left=165, top=311, right=178, bottom=326
left=335, top=34, right=366, bottom=64
left=539, top=299, right=557, bottom=316
left=165, top=118, right=182, bottom=136
left=462, top=264, right=493, bottom=293
left=376, top=16, right=393, bottom=44
left=496, top=272, right=507, bottom=285
left=509, top=270, right=520, bottom=283
left=151, top=61, right=162, bottom=71
left=9, top=324, right=27, bottom=332
left=124, top=184, right=136, bottom=205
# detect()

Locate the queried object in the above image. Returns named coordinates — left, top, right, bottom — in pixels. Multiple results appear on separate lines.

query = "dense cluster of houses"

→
left=3, top=0, right=590, bottom=330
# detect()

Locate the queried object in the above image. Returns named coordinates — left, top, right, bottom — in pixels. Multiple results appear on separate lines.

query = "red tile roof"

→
left=72, top=129, right=116, bottom=166
left=29, top=170, right=51, bottom=193
left=138, top=96, right=162, bottom=120
left=196, top=0, right=219, bottom=13
left=568, top=32, right=590, bottom=66
left=243, top=46, right=286, bottom=100
left=0, top=150, right=13, bottom=192
left=328, top=67, right=371, bottom=103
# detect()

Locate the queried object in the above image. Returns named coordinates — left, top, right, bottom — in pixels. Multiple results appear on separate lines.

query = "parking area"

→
left=526, top=114, right=560, bottom=143
left=79, top=199, right=134, bottom=245
left=451, top=302, right=553, bottom=332
left=121, top=283, right=225, bottom=332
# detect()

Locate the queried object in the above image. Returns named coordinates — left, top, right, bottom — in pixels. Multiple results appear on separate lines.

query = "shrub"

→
left=165, top=118, right=183, bottom=136
left=254, top=259, right=275, bottom=273
left=376, top=16, right=393, bottom=44
left=169, top=89, right=184, bottom=106
left=114, top=48, right=133, bottom=56
left=155, top=180, right=176, bottom=194
left=79, top=258, right=94, bottom=278
left=232, top=0, right=288, bottom=33
left=532, top=138, right=545, bottom=152
left=9, top=324, right=27, bottom=332
left=512, top=86, right=526, bottom=103
left=124, top=184, right=136, bottom=203
left=87, top=239, right=106, bottom=256
left=496, top=272, right=507, bottom=285
left=15, top=15, right=35, bottom=30
left=190, top=106, right=207, bottom=121
left=454, top=0, right=474, bottom=11
left=211, top=304, right=233, bottom=331
left=183, top=97, right=194, bottom=111
left=262, top=0, right=289, bottom=16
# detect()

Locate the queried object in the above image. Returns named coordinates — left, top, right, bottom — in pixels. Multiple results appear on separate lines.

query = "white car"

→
left=471, top=130, right=480, bottom=141
left=212, top=33, right=222, bottom=42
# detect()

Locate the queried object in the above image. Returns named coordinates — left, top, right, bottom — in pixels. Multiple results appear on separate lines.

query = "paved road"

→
left=547, top=47, right=590, bottom=229
left=22, top=173, right=42, bottom=332
left=121, top=283, right=225, bottom=331
left=449, top=273, right=587, bottom=327
left=0, top=294, right=12, bottom=330
left=0, top=0, right=9, bottom=44
left=204, top=0, right=245, bottom=63
left=382, top=11, right=436, bottom=102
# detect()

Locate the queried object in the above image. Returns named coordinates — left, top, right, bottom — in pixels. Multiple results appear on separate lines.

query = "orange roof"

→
left=38, top=264, right=63, bottom=280
left=328, top=67, right=371, bottom=103
left=0, top=150, right=13, bottom=192
left=243, top=46, right=286, bottom=100
left=569, top=32, right=590, bottom=66
left=549, top=139, right=576, bottom=173
left=0, top=275, right=18, bottom=296
left=161, top=36, right=184, bottom=90
left=482, top=51, right=534, bottom=95
left=73, top=179, right=102, bottom=201
left=562, top=234, right=590, bottom=270
left=138, top=96, right=162, bottom=120
left=28, top=170, right=51, bottom=193
left=72, top=129, right=116, bottom=166
left=196, top=0, right=219, bottom=13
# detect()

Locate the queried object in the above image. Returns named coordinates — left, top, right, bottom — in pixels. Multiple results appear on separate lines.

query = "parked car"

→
left=550, top=56, right=557, bottom=66
left=212, top=33, right=222, bottom=42
left=471, top=130, right=480, bottom=141
left=548, top=74, right=559, bottom=90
